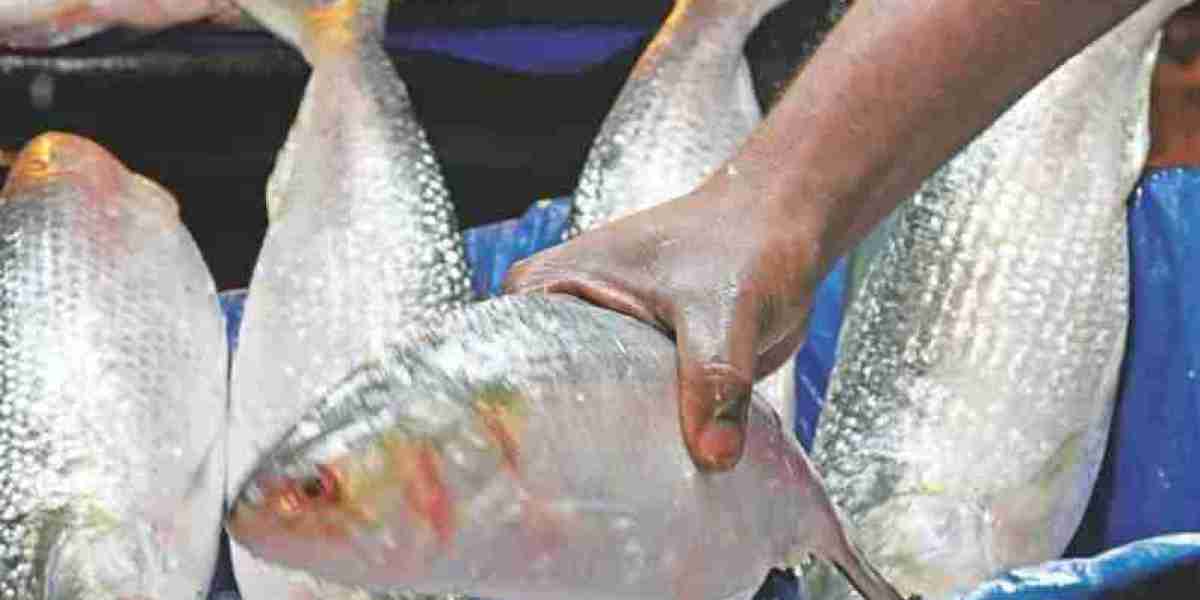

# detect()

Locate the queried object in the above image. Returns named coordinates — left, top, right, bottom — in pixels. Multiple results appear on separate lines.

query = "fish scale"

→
left=566, top=0, right=798, bottom=429
left=0, top=132, right=227, bottom=599
left=807, top=2, right=1190, bottom=599
left=228, top=294, right=905, bottom=600
left=224, top=0, right=473, bottom=597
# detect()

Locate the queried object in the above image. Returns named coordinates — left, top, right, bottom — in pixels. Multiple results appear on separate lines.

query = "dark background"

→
left=0, top=0, right=834, bottom=291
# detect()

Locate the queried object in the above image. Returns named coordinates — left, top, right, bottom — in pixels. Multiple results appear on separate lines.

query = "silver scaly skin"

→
left=228, top=294, right=904, bottom=600
left=566, top=0, right=797, bottom=428
left=0, top=0, right=241, bottom=49
left=807, top=2, right=1192, bottom=599
left=225, top=0, right=472, bottom=597
left=0, top=132, right=227, bottom=599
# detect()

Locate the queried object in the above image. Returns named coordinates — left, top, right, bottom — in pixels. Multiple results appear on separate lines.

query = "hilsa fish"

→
left=0, top=0, right=243, bottom=49
left=224, top=0, right=472, bottom=596
left=0, top=132, right=227, bottom=598
left=227, top=294, right=905, bottom=600
left=567, top=0, right=796, bottom=428
left=807, top=1, right=1191, bottom=599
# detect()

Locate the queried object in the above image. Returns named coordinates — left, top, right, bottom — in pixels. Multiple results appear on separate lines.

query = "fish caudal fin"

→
left=236, top=0, right=387, bottom=62
left=676, top=0, right=791, bottom=31
left=43, top=519, right=185, bottom=600
left=799, top=515, right=908, bottom=600
left=823, top=541, right=908, bottom=600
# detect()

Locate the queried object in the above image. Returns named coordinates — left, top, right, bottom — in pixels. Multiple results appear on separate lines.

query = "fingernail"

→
left=711, top=379, right=749, bottom=425
left=697, top=421, right=745, bottom=471
left=697, top=377, right=750, bottom=470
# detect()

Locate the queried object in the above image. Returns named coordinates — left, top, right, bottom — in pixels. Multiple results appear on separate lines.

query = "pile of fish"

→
left=566, top=0, right=796, bottom=424
left=807, top=1, right=1189, bottom=599
left=219, top=0, right=473, bottom=596
left=218, top=0, right=898, bottom=598
left=0, top=0, right=1187, bottom=597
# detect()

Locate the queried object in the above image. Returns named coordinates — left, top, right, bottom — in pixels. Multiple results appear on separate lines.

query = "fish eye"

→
left=295, top=464, right=340, bottom=503
left=300, top=477, right=326, bottom=499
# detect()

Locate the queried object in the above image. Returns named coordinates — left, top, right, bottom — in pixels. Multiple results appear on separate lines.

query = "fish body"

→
left=0, top=0, right=241, bottom=49
left=0, top=132, right=227, bottom=599
left=229, top=294, right=904, bottom=600
left=807, top=2, right=1190, bottom=598
left=568, top=0, right=796, bottom=426
left=224, top=0, right=472, bottom=597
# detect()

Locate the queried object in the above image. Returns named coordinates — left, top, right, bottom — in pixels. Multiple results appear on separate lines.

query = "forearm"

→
left=716, top=0, right=1157, bottom=273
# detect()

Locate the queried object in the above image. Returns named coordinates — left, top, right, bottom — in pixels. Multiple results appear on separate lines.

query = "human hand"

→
left=502, top=178, right=822, bottom=472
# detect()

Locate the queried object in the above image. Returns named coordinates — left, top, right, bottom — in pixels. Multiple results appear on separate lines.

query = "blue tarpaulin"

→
left=212, top=169, right=1200, bottom=598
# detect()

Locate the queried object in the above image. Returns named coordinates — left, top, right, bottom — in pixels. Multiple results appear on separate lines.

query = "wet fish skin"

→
left=567, top=0, right=783, bottom=235
left=224, top=0, right=472, bottom=597
left=228, top=294, right=904, bottom=600
left=567, top=0, right=797, bottom=427
left=807, top=2, right=1190, bottom=599
left=0, top=132, right=227, bottom=599
left=0, top=0, right=242, bottom=49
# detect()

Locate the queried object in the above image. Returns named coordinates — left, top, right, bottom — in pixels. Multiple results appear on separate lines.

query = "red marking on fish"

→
left=479, top=407, right=522, bottom=473
left=401, top=444, right=455, bottom=547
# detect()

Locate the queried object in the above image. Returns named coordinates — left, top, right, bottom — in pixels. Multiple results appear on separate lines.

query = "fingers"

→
left=755, top=323, right=809, bottom=379
left=672, top=296, right=760, bottom=472
left=502, top=254, right=663, bottom=328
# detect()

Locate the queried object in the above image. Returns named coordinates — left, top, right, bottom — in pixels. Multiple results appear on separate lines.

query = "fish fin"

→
left=0, top=2, right=105, bottom=49
left=43, top=516, right=173, bottom=600
left=299, top=0, right=387, bottom=59
left=989, top=430, right=1090, bottom=565
left=820, top=539, right=906, bottom=600
left=718, top=585, right=761, bottom=600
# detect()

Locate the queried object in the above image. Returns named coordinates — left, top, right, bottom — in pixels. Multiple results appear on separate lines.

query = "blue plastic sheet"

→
left=1064, top=168, right=1200, bottom=558
left=210, top=177, right=1199, bottom=598
left=384, top=25, right=650, bottom=75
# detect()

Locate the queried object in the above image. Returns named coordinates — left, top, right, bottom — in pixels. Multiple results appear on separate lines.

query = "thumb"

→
left=672, top=297, right=761, bottom=472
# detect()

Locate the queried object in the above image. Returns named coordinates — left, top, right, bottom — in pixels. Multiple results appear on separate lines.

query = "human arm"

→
left=504, top=0, right=1172, bottom=471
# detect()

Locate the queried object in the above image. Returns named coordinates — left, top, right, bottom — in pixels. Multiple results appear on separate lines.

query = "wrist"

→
left=697, top=155, right=830, bottom=287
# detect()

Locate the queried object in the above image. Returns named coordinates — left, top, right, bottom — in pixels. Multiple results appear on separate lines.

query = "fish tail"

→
left=673, top=0, right=791, bottom=31
left=43, top=516, right=173, bottom=600
left=237, top=0, right=386, bottom=61
left=797, top=513, right=909, bottom=600
left=2, top=132, right=123, bottom=197
left=294, top=0, right=387, bottom=62
left=821, top=540, right=908, bottom=600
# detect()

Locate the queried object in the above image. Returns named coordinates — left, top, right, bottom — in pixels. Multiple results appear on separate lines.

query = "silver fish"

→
left=568, top=0, right=796, bottom=427
left=807, top=2, right=1190, bottom=599
left=0, top=132, right=227, bottom=599
left=0, top=0, right=242, bottom=49
left=224, top=0, right=472, bottom=596
left=226, top=293, right=904, bottom=600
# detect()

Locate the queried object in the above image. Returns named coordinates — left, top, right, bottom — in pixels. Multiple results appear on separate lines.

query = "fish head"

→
left=226, top=397, right=442, bottom=581
left=229, top=456, right=351, bottom=543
